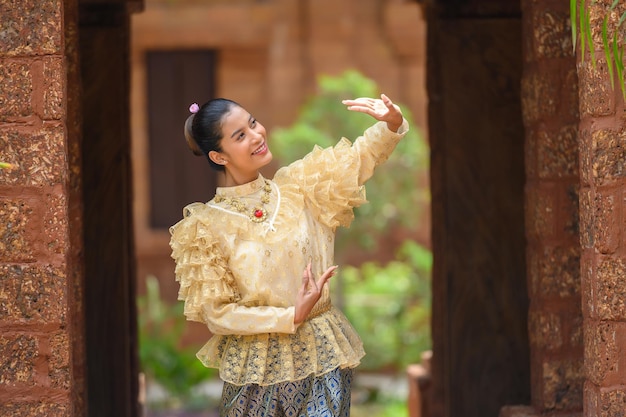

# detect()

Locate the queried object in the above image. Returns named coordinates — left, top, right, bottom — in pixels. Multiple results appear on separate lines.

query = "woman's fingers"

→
left=301, top=264, right=337, bottom=294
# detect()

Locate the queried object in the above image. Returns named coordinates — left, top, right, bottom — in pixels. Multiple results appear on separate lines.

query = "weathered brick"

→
left=593, top=190, right=620, bottom=254
left=0, top=60, right=32, bottom=119
left=537, top=124, right=578, bottom=178
left=568, top=314, right=583, bottom=349
left=49, top=331, right=70, bottom=389
left=595, top=257, right=626, bottom=320
left=0, top=0, right=62, bottom=56
left=0, top=264, right=66, bottom=323
left=0, top=124, right=66, bottom=186
left=521, top=70, right=558, bottom=125
left=592, top=129, right=626, bottom=185
left=537, top=245, right=581, bottom=298
left=588, top=0, right=626, bottom=49
left=43, top=191, right=68, bottom=256
left=529, top=310, right=562, bottom=350
left=581, top=251, right=595, bottom=318
left=579, top=128, right=593, bottom=187
left=526, top=183, right=557, bottom=240
left=0, top=401, right=69, bottom=417
left=0, top=198, right=36, bottom=262
left=578, top=59, right=616, bottom=117
left=584, top=379, right=626, bottom=417
left=579, top=188, right=594, bottom=249
left=562, top=184, right=579, bottom=238
left=542, top=358, right=584, bottom=411
left=532, top=8, right=573, bottom=59
left=585, top=321, right=619, bottom=386
left=0, top=334, right=37, bottom=386
left=598, top=387, right=626, bottom=417
left=42, top=56, right=64, bottom=120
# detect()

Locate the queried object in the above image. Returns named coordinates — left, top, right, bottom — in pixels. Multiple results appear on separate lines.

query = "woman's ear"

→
left=208, top=150, right=227, bottom=166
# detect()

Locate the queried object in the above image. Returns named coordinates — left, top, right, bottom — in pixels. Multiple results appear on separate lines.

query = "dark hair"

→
left=184, top=98, right=240, bottom=171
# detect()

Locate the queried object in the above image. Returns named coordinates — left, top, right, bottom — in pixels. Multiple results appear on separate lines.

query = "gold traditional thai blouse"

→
left=169, top=120, right=409, bottom=386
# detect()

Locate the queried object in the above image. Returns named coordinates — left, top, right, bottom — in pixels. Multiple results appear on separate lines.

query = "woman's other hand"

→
left=342, top=94, right=403, bottom=132
left=294, top=263, right=338, bottom=324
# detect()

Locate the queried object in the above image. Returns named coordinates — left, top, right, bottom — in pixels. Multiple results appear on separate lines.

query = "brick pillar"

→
left=577, top=2, right=626, bottom=414
left=0, top=0, right=86, bottom=416
left=520, top=0, right=584, bottom=415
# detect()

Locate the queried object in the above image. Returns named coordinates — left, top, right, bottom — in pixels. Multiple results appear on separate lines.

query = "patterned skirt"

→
left=219, top=367, right=353, bottom=417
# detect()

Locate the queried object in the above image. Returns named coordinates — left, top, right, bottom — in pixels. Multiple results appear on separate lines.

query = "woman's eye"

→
left=251, top=119, right=257, bottom=127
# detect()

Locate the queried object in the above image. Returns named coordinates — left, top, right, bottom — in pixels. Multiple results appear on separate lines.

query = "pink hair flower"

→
left=189, top=103, right=200, bottom=114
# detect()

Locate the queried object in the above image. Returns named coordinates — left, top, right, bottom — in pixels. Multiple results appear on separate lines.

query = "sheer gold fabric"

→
left=170, top=120, right=408, bottom=386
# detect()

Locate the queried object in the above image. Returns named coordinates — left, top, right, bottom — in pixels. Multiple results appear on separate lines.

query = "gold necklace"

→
left=214, top=180, right=272, bottom=223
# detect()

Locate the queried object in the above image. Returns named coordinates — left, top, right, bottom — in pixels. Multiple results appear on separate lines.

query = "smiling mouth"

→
left=252, top=142, right=267, bottom=155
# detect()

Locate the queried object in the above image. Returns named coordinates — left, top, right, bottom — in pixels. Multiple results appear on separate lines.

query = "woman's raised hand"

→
left=294, top=263, right=338, bottom=325
left=342, top=94, right=404, bottom=133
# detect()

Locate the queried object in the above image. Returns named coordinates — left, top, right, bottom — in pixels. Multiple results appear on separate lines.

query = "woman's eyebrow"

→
left=230, top=115, right=253, bottom=139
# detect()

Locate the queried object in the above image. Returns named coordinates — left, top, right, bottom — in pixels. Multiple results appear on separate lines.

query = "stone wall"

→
left=577, top=0, right=626, bottom=414
left=0, top=0, right=86, bottom=416
left=520, top=0, right=584, bottom=414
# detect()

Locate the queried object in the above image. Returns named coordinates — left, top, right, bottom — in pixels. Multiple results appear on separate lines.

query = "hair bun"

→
left=184, top=114, right=204, bottom=156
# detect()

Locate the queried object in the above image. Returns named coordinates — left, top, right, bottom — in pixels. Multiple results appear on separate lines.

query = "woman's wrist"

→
left=386, top=120, right=402, bottom=133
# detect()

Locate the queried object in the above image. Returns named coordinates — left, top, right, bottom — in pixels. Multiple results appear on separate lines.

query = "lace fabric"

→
left=198, top=307, right=364, bottom=386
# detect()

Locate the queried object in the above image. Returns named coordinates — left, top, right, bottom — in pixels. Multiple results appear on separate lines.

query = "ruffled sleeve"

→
left=274, top=119, right=408, bottom=229
left=169, top=203, right=240, bottom=324
left=169, top=203, right=298, bottom=335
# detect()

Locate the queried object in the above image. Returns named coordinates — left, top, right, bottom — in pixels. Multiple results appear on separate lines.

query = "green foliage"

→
left=137, top=276, right=216, bottom=409
left=333, top=240, right=432, bottom=371
left=352, top=397, right=409, bottom=417
left=571, top=0, right=626, bottom=97
left=270, top=70, right=430, bottom=253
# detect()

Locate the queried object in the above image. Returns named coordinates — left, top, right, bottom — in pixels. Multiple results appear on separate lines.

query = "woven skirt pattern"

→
left=219, top=367, right=353, bottom=417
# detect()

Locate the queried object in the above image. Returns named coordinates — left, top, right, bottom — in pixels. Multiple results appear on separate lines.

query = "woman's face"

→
left=210, top=105, right=272, bottom=184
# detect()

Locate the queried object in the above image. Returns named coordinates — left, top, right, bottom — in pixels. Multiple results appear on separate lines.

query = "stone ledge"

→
left=500, top=405, right=582, bottom=417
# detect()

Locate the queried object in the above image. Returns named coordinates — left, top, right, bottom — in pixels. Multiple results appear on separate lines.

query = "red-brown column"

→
left=577, top=2, right=626, bottom=414
left=520, top=0, right=584, bottom=414
left=0, top=0, right=86, bottom=416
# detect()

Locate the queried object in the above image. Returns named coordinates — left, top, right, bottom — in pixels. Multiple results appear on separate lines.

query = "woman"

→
left=170, top=94, right=407, bottom=416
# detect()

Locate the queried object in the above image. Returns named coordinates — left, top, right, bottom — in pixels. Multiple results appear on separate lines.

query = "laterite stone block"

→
left=584, top=321, right=618, bottom=386
left=591, top=129, right=626, bottom=185
left=49, top=331, right=70, bottom=389
left=585, top=383, right=626, bottom=417
left=532, top=8, right=573, bottom=59
left=0, top=0, right=62, bottom=56
left=0, top=124, right=66, bottom=186
left=43, top=191, right=68, bottom=256
left=528, top=310, right=562, bottom=350
left=542, top=358, right=584, bottom=411
left=578, top=188, right=594, bottom=250
left=0, top=198, right=36, bottom=263
left=578, top=59, right=615, bottom=117
left=0, top=60, right=32, bottom=119
left=593, top=190, right=620, bottom=254
left=521, top=71, right=558, bottom=125
left=0, top=264, right=66, bottom=323
left=42, top=56, right=64, bottom=120
left=595, top=257, right=626, bottom=320
left=533, top=245, right=580, bottom=298
left=0, top=402, right=69, bottom=417
left=0, top=334, right=37, bottom=386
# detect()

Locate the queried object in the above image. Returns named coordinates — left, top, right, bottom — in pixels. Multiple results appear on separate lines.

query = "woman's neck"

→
left=218, top=170, right=260, bottom=187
